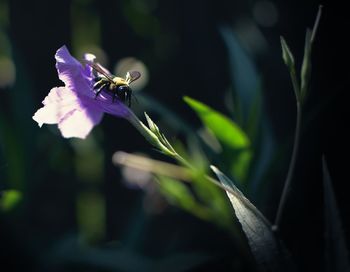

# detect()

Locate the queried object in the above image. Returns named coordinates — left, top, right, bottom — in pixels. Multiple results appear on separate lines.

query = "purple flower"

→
left=33, top=45, right=132, bottom=139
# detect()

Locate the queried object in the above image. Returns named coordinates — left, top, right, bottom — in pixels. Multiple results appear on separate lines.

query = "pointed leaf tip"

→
left=211, top=166, right=294, bottom=271
left=280, top=36, right=295, bottom=70
left=184, top=96, right=250, bottom=149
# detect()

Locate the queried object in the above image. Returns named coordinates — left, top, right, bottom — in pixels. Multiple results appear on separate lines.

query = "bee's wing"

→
left=126, top=71, right=141, bottom=84
left=83, top=60, right=115, bottom=83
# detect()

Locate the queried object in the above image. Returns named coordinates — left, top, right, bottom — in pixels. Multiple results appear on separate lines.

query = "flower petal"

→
left=58, top=107, right=103, bottom=139
left=55, top=45, right=95, bottom=98
left=82, top=53, right=96, bottom=80
left=34, top=46, right=135, bottom=140
left=93, top=97, right=132, bottom=118
left=33, top=87, right=80, bottom=127
left=42, top=85, right=78, bottom=106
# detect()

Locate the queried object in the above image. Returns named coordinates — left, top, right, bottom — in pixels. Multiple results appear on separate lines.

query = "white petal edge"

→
left=33, top=87, right=80, bottom=127
left=58, top=107, right=103, bottom=139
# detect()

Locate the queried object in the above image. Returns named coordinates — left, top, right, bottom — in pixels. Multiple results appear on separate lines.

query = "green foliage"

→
left=0, top=189, right=22, bottom=211
left=219, top=25, right=261, bottom=129
left=77, top=191, right=106, bottom=243
left=157, top=176, right=212, bottom=221
left=281, top=6, right=322, bottom=105
left=184, top=96, right=252, bottom=184
left=158, top=171, right=235, bottom=231
left=184, top=96, right=249, bottom=149
left=280, top=37, right=296, bottom=73
left=211, top=166, right=295, bottom=271
left=219, top=25, right=275, bottom=196
left=129, top=112, right=178, bottom=158
left=280, top=36, right=301, bottom=102
left=0, top=113, right=25, bottom=189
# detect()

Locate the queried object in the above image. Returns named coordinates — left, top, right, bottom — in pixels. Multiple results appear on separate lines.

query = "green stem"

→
left=290, top=67, right=301, bottom=102
left=273, top=101, right=302, bottom=231
left=127, top=112, right=175, bottom=156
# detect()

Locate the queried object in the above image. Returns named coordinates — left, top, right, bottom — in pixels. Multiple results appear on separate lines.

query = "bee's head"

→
left=117, top=85, right=132, bottom=106
left=117, top=85, right=131, bottom=93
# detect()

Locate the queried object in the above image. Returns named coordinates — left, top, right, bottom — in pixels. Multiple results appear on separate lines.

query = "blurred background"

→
left=0, top=0, right=348, bottom=271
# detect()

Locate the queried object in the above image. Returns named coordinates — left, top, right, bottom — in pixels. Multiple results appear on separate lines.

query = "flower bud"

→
left=280, top=36, right=295, bottom=71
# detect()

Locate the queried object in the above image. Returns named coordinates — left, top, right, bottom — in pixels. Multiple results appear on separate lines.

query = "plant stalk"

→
left=273, top=101, right=302, bottom=231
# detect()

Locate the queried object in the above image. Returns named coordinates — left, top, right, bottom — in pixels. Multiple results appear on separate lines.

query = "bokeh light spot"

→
left=114, top=57, right=149, bottom=91
left=0, top=56, right=15, bottom=88
left=253, top=1, right=279, bottom=27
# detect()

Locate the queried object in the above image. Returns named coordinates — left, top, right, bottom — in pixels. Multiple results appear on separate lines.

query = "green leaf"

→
left=184, top=96, right=251, bottom=183
left=0, top=190, right=22, bottom=211
left=157, top=176, right=211, bottom=221
left=218, top=26, right=261, bottom=128
left=323, top=157, right=350, bottom=272
left=280, top=36, right=295, bottom=71
left=76, top=191, right=105, bottom=243
left=129, top=112, right=176, bottom=157
left=184, top=96, right=249, bottom=150
left=211, top=166, right=295, bottom=272
left=158, top=173, right=235, bottom=230
left=300, top=29, right=312, bottom=102
left=280, top=36, right=301, bottom=101
left=219, top=26, right=276, bottom=193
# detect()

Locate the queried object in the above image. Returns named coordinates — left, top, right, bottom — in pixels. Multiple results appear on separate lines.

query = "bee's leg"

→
left=93, top=76, right=103, bottom=82
left=94, top=84, right=106, bottom=99
left=93, top=80, right=104, bottom=90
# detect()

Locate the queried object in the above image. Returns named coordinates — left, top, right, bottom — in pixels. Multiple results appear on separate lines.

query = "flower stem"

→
left=273, top=101, right=302, bottom=231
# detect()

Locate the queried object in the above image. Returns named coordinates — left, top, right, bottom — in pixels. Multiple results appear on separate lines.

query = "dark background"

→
left=1, top=0, right=348, bottom=271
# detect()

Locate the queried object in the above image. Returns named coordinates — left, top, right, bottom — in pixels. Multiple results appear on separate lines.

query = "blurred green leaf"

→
left=0, top=189, right=22, bottom=211
left=71, top=0, right=101, bottom=54
left=162, top=157, right=234, bottom=229
left=158, top=173, right=235, bottom=231
left=323, top=157, right=350, bottom=272
left=77, top=191, right=106, bottom=243
left=157, top=176, right=211, bottom=221
left=0, top=113, right=25, bottom=189
left=219, top=26, right=261, bottom=128
left=184, top=96, right=249, bottom=150
left=191, top=172, right=235, bottom=230
left=184, top=96, right=251, bottom=183
left=113, top=150, right=234, bottom=230
left=211, top=166, right=295, bottom=272
left=71, top=136, right=104, bottom=183
left=219, top=26, right=275, bottom=194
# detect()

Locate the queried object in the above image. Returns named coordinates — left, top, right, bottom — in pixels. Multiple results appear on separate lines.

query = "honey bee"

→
left=85, top=61, right=141, bottom=106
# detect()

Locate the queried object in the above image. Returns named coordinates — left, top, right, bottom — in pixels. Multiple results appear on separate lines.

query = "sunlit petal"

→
left=58, top=107, right=103, bottom=139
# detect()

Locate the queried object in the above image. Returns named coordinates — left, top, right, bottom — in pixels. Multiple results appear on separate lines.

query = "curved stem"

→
left=273, top=101, right=302, bottom=231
